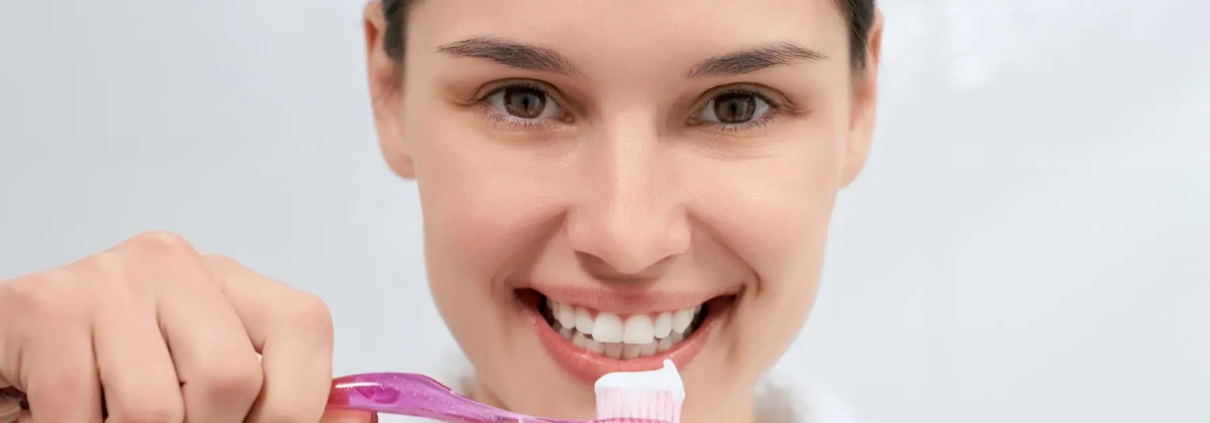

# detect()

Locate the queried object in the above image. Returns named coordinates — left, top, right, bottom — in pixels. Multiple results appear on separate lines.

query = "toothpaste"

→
left=593, top=359, right=685, bottom=401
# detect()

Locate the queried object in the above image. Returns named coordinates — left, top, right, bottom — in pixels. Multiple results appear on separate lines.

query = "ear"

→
left=364, top=2, right=414, bottom=179
left=840, top=8, right=884, bottom=187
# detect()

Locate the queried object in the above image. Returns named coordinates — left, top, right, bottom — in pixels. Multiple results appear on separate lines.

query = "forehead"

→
left=406, top=0, right=850, bottom=70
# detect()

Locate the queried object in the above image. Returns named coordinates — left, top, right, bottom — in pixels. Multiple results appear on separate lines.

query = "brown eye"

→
left=490, top=86, right=557, bottom=120
left=713, top=93, right=757, bottom=123
left=696, top=90, right=771, bottom=125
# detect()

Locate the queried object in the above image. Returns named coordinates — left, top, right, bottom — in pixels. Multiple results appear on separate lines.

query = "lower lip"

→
left=524, top=296, right=725, bottom=384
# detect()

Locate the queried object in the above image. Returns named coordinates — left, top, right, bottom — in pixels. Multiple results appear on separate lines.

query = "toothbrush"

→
left=593, top=360, right=683, bottom=423
left=1, top=360, right=685, bottom=423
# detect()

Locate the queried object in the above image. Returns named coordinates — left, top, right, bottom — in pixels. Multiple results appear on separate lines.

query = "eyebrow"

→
left=688, top=42, right=828, bottom=78
left=436, top=36, right=581, bottom=75
left=435, top=37, right=826, bottom=78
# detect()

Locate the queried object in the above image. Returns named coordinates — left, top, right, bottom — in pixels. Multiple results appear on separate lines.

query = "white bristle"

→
left=594, top=360, right=684, bottom=423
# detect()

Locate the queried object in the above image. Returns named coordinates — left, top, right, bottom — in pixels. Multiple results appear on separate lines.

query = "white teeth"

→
left=653, top=312, right=673, bottom=339
left=622, top=344, right=642, bottom=359
left=622, top=315, right=655, bottom=345
left=585, top=339, right=605, bottom=354
left=657, top=336, right=674, bottom=352
left=556, top=303, right=576, bottom=329
left=640, top=341, right=658, bottom=357
left=604, top=343, right=624, bottom=359
left=547, top=298, right=704, bottom=360
left=592, top=312, right=624, bottom=343
left=575, top=307, right=595, bottom=335
left=672, top=307, right=695, bottom=333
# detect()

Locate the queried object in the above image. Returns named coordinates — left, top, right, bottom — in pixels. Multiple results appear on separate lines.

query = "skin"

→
left=365, top=1, right=882, bottom=423
left=0, top=232, right=372, bottom=423
left=0, top=1, right=880, bottom=423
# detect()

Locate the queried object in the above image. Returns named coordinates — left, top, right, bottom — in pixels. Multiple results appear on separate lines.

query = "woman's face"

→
left=365, top=1, right=881, bottom=422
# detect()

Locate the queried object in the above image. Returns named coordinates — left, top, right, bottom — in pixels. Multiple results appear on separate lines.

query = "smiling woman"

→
left=361, top=1, right=882, bottom=423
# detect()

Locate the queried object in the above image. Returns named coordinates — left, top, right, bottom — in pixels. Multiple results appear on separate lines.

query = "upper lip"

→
left=522, top=285, right=738, bottom=315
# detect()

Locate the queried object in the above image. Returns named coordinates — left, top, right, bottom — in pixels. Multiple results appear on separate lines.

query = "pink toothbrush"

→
left=2, top=361, right=683, bottom=423
left=327, top=371, right=673, bottom=423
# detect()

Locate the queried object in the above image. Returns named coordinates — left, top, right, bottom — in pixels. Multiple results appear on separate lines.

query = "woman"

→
left=0, top=0, right=882, bottom=422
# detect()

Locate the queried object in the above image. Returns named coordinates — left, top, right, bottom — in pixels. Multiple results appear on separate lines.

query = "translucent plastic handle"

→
left=327, top=372, right=667, bottom=423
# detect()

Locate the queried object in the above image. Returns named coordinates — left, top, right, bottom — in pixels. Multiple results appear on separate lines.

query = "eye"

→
left=487, top=85, right=564, bottom=120
left=696, top=91, right=772, bottom=124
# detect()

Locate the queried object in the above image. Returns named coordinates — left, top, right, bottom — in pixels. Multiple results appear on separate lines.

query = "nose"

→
left=565, top=116, right=691, bottom=279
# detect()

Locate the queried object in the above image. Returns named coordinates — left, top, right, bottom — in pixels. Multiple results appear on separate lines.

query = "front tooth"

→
left=555, top=303, right=576, bottom=329
left=653, top=312, right=673, bottom=338
left=592, top=312, right=624, bottom=343
left=672, top=307, right=695, bottom=333
left=575, top=307, right=595, bottom=335
left=669, top=332, right=684, bottom=343
left=622, top=344, right=642, bottom=359
left=585, top=339, right=605, bottom=354
left=639, top=342, right=658, bottom=357
left=622, top=315, right=655, bottom=344
left=604, top=343, right=624, bottom=359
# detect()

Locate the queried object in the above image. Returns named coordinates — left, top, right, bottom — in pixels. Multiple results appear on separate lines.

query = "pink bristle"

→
left=595, top=387, right=681, bottom=423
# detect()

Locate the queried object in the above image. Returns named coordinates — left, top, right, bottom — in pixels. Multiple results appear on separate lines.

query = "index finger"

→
left=0, top=280, right=103, bottom=423
left=204, top=256, right=335, bottom=423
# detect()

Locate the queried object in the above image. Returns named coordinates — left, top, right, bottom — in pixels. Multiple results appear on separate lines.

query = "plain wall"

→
left=1, top=1, right=1207, bottom=422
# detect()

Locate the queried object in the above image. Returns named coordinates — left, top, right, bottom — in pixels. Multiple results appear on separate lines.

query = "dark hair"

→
left=381, top=0, right=875, bottom=70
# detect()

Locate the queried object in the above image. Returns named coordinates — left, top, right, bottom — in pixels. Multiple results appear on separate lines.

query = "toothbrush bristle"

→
left=595, top=387, right=681, bottom=423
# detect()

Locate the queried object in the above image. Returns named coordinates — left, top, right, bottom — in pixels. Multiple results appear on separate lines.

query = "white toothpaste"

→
left=594, top=359, right=685, bottom=401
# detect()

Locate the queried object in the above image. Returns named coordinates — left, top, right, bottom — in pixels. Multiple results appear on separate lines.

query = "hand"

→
left=0, top=231, right=374, bottom=423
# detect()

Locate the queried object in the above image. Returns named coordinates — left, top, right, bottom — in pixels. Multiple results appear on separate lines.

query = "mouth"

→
left=516, top=288, right=735, bottom=383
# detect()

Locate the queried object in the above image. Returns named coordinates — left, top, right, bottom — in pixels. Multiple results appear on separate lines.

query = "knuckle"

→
left=85, top=251, right=130, bottom=282
left=107, top=394, right=184, bottom=423
left=195, top=358, right=264, bottom=403
left=3, top=271, right=86, bottom=323
left=201, top=253, right=242, bottom=273
left=288, top=292, right=335, bottom=342
left=124, top=230, right=197, bottom=256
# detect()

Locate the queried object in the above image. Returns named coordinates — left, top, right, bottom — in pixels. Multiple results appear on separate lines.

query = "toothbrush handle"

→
left=327, top=372, right=543, bottom=423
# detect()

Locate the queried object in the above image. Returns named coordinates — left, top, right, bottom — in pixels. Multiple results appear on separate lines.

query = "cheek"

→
left=410, top=107, right=564, bottom=274
left=689, top=121, right=847, bottom=283
left=687, top=117, right=846, bottom=368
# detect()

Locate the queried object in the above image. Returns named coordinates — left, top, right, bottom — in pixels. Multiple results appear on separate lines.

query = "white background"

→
left=1, top=1, right=1207, bottom=422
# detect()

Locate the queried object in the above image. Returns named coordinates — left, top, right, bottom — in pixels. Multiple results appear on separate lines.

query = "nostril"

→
left=574, top=251, right=676, bottom=282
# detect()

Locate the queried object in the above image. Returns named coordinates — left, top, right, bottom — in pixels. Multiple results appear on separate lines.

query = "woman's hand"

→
left=0, top=231, right=373, bottom=423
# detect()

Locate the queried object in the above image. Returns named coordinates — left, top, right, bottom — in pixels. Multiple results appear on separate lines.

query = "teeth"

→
left=657, top=336, right=674, bottom=352
left=653, top=312, right=673, bottom=338
left=556, top=303, right=576, bottom=329
left=622, top=344, right=642, bottom=359
left=672, top=307, right=695, bottom=333
left=592, top=313, right=624, bottom=343
left=640, top=341, right=658, bottom=357
left=604, top=343, right=624, bottom=359
left=575, top=307, right=595, bottom=335
left=585, top=339, right=605, bottom=354
left=546, top=298, right=703, bottom=360
left=622, top=315, right=654, bottom=344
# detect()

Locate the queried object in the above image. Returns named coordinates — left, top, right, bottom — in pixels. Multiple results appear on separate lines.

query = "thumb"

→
left=320, top=409, right=377, bottom=423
